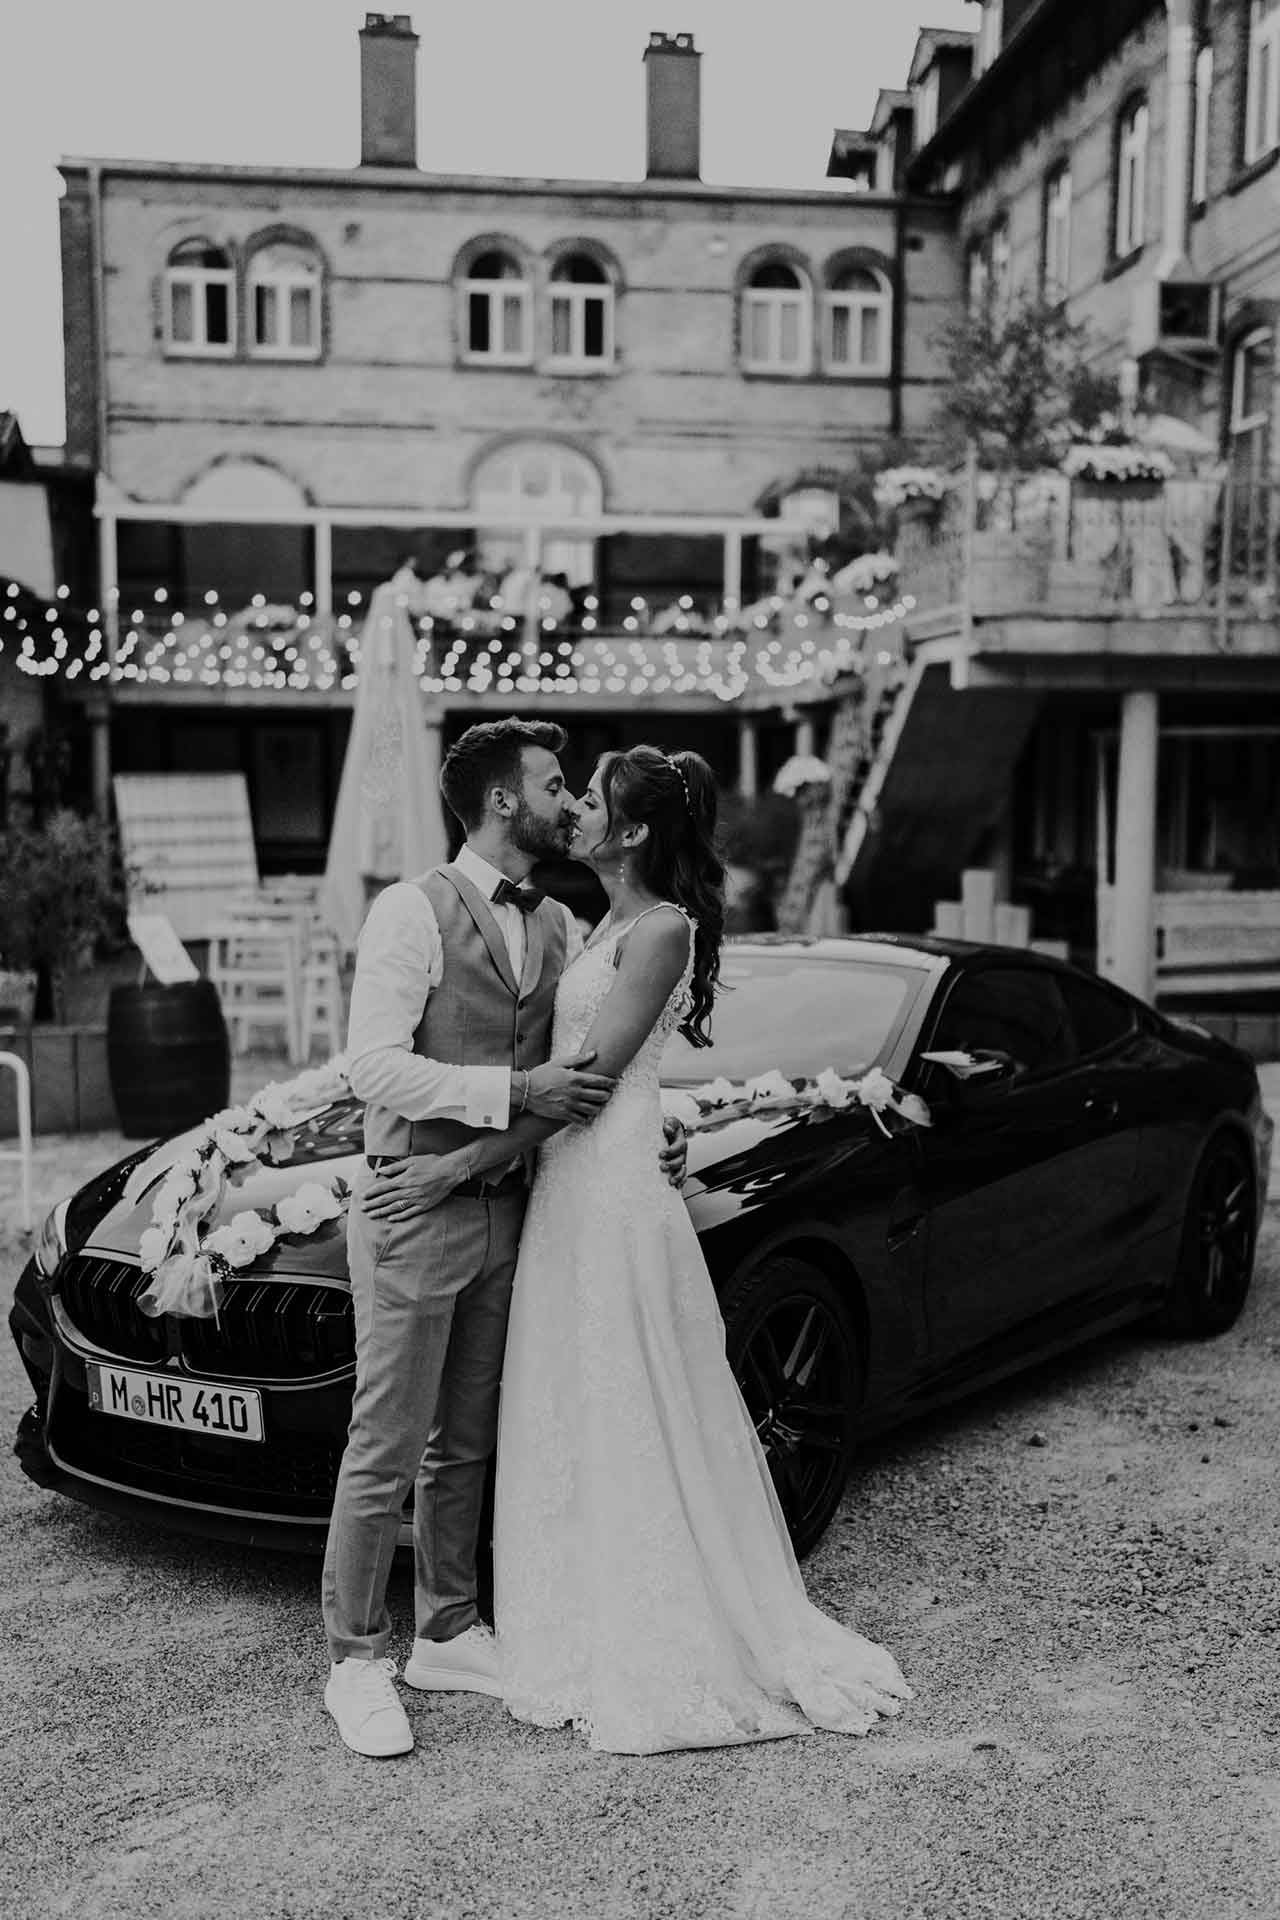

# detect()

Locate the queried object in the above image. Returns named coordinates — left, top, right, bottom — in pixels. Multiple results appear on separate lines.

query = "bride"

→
left=431, top=743, right=912, bottom=1753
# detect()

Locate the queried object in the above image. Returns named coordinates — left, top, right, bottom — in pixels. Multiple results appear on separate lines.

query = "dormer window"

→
left=463, top=250, right=532, bottom=363
left=742, top=262, right=812, bottom=375
left=915, top=69, right=940, bottom=147
left=164, top=240, right=235, bottom=356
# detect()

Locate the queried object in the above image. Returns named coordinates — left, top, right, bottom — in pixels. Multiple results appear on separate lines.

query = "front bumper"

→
left=9, top=1256, right=356, bottom=1555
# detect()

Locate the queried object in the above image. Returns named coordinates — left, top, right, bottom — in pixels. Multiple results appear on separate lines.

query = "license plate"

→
left=86, top=1363, right=263, bottom=1443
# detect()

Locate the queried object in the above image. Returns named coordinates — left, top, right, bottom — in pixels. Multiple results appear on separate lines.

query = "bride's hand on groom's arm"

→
left=523, top=1050, right=616, bottom=1123
left=362, top=1154, right=467, bottom=1221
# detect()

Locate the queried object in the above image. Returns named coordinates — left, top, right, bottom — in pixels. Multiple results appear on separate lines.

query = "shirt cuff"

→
left=465, top=1066, right=512, bottom=1130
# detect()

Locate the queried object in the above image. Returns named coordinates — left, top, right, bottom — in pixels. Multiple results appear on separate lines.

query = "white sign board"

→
left=128, top=912, right=200, bottom=986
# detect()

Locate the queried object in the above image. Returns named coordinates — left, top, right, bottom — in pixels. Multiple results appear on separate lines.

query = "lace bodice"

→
left=550, top=904, right=694, bottom=1100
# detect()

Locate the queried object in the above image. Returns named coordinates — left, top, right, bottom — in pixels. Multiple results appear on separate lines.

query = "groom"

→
left=322, top=717, right=683, bottom=1757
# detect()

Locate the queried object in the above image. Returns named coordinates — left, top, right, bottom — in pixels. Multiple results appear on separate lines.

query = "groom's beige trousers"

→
left=321, top=1178, right=527, bottom=1664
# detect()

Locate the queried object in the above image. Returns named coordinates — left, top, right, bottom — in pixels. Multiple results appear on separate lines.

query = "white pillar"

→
left=737, top=716, right=758, bottom=798
left=795, top=717, right=816, bottom=758
left=722, top=528, right=743, bottom=610
left=99, top=506, right=119, bottom=676
left=522, top=524, right=542, bottom=657
left=313, top=518, right=333, bottom=621
left=1111, top=690, right=1160, bottom=1003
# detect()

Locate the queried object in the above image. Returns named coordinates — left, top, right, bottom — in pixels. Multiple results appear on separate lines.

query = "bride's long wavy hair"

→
left=597, top=745, right=725, bottom=1047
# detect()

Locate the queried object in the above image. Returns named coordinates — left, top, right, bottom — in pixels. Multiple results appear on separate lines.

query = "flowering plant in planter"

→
left=873, top=466, right=950, bottom=511
left=832, top=551, right=899, bottom=595
left=1062, top=442, right=1174, bottom=485
left=772, top=755, right=832, bottom=799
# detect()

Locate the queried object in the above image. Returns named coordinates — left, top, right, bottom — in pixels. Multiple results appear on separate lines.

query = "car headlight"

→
left=33, top=1201, right=70, bottom=1284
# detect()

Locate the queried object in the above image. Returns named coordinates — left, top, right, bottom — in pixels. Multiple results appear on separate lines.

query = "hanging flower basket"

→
left=1062, top=443, right=1173, bottom=491
left=773, top=755, right=832, bottom=800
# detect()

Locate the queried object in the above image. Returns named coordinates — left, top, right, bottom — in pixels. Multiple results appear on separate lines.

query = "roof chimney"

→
left=643, top=32, right=701, bottom=180
left=359, top=13, right=419, bottom=168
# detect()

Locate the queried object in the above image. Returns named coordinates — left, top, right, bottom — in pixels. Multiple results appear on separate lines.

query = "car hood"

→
left=78, top=1097, right=874, bottom=1280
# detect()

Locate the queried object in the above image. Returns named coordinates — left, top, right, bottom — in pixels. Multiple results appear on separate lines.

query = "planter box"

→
left=0, top=1025, right=119, bottom=1137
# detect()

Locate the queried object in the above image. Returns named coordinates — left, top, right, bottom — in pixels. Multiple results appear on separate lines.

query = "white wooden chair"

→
left=298, top=929, right=347, bottom=1060
left=207, top=912, right=305, bottom=1065
left=0, top=1050, right=33, bottom=1231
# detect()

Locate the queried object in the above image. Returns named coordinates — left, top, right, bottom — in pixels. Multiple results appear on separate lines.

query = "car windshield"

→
left=661, top=953, right=920, bottom=1086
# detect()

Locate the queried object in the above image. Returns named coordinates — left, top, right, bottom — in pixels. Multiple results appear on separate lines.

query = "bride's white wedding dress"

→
left=493, top=906, right=912, bottom=1754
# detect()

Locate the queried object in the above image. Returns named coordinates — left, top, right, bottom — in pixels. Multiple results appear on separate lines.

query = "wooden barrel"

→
left=107, top=980, right=230, bottom=1139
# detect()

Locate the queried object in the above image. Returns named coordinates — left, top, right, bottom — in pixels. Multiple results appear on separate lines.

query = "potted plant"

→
left=0, top=810, right=127, bottom=1025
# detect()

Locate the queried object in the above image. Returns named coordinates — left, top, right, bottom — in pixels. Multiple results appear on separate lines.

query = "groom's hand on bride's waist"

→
left=525, top=1051, right=616, bottom=1122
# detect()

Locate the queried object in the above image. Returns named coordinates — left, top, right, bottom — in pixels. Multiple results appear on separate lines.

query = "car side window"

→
left=928, top=966, right=1076, bottom=1079
left=1058, top=972, right=1136, bottom=1058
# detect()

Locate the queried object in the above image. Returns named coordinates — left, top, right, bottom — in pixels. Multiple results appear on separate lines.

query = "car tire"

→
left=720, top=1254, right=863, bottom=1559
left=1159, top=1132, right=1257, bottom=1338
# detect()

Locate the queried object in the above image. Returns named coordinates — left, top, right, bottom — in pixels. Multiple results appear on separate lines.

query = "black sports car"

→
left=10, top=936, right=1271, bottom=1559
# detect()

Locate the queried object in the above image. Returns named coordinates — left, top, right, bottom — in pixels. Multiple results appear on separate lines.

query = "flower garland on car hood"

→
left=136, top=1055, right=352, bottom=1323
left=661, top=1066, right=930, bottom=1137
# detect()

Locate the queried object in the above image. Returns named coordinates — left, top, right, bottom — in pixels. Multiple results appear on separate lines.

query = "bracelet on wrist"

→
left=516, top=1069, right=530, bottom=1115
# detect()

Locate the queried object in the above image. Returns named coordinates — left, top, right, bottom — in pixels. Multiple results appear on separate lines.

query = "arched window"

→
left=1245, top=0, right=1280, bottom=164
left=548, top=253, right=614, bottom=367
left=742, top=261, right=812, bottom=374
left=823, top=265, right=891, bottom=375
left=248, top=242, right=321, bottom=358
left=470, top=440, right=603, bottom=586
left=1042, top=164, right=1072, bottom=301
left=164, top=240, right=235, bottom=356
left=463, top=249, right=531, bottom=363
left=1114, top=96, right=1149, bottom=258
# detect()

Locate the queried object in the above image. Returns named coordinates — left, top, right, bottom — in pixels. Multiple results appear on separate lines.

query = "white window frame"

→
left=462, top=259, right=532, bottom=366
left=915, top=70, right=940, bottom=148
left=989, top=218, right=1012, bottom=310
left=1115, top=98, right=1149, bottom=258
left=741, top=271, right=812, bottom=375
left=966, top=241, right=989, bottom=316
left=1192, top=42, right=1214, bottom=203
left=1245, top=0, right=1280, bottom=165
left=248, top=251, right=321, bottom=360
left=164, top=251, right=236, bottom=358
left=547, top=275, right=615, bottom=369
left=1043, top=165, right=1072, bottom=301
left=823, top=268, right=892, bottom=377
left=1232, top=327, right=1273, bottom=435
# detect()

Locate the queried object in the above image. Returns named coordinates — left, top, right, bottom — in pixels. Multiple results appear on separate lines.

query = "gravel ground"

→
left=2, top=1074, right=1279, bottom=1920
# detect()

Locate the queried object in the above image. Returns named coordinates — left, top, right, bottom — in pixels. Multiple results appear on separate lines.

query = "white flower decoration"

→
left=156, top=1161, right=199, bottom=1216
left=251, top=1086, right=297, bottom=1130
left=773, top=755, right=833, bottom=799
left=746, top=1069, right=795, bottom=1104
left=855, top=1067, right=897, bottom=1112
left=275, top=1181, right=343, bottom=1237
left=138, top=1225, right=173, bottom=1273
left=693, top=1076, right=739, bottom=1108
left=661, top=1090, right=703, bottom=1130
left=212, top=1127, right=258, bottom=1164
left=814, top=1067, right=856, bottom=1110
left=205, top=1210, right=277, bottom=1270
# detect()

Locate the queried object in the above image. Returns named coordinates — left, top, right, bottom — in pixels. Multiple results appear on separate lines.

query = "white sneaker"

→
left=324, top=1655, right=414, bottom=1757
left=403, top=1623, right=501, bottom=1698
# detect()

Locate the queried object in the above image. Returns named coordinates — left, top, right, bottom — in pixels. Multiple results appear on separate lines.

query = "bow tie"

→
left=491, top=877, right=544, bottom=915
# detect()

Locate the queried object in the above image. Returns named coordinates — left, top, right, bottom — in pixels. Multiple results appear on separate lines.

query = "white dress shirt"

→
left=345, top=842, right=583, bottom=1129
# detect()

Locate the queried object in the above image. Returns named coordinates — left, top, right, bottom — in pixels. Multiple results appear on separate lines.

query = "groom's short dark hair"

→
left=441, top=718, right=568, bottom=828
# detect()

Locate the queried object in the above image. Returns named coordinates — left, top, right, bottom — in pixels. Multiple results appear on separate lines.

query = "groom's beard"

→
left=511, top=799, right=574, bottom=864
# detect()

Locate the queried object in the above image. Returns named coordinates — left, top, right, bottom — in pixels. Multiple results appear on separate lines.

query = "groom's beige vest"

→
left=362, top=863, right=568, bottom=1159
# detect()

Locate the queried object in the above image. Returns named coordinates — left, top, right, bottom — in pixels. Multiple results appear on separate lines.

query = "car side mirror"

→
left=919, top=1049, right=1020, bottom=1104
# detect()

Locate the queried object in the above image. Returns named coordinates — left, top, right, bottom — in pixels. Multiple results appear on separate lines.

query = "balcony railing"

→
left=897, top=471, right=1280, bottom=636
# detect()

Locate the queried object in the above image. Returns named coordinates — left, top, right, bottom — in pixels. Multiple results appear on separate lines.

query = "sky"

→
left=0, top=0, right=973, bottom=446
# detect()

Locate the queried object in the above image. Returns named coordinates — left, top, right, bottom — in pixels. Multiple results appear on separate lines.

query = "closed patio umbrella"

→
left=321, top=573, right=449, bottom=951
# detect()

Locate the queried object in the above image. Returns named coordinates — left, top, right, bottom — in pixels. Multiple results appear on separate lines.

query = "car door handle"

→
left=1084, top=1095, right=1120, bottom=1124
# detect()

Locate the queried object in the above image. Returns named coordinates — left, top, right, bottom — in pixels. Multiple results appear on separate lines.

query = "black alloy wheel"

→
left=1161, top=1134, right=1257, bottom=1337
left=721, top=1255, right=862, bottom=1559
